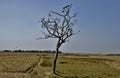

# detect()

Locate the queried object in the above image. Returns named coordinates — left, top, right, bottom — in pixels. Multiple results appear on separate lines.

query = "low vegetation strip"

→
left=24, top=56, right=41, bottom=73
left=24, top=62, right=38, bottom=73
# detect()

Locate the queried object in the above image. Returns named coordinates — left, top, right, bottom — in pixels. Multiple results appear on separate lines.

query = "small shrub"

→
left=59, top=61, right=69, bottom=64
left=40, top=56, right=52, bottom=67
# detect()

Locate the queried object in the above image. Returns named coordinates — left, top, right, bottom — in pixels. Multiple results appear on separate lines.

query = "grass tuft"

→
left=40, top=56, right=52, bottom=67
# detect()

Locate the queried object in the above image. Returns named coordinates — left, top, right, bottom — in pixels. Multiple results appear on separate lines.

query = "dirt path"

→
left=38, top=56, right=52, bottom=77
left=38, top=56, right=43, bottom=66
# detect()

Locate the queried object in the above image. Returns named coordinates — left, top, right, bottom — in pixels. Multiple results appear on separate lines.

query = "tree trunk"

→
left=53, top=39, right=62, bottom=75
left=53, top=47, right=59, bottom=74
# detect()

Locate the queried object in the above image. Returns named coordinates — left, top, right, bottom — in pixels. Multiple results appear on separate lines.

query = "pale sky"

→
left=0, top=0, right=120, bottom=54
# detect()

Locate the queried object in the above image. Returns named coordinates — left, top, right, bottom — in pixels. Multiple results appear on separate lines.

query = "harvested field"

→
left=0, top=53, right=119, bottom=78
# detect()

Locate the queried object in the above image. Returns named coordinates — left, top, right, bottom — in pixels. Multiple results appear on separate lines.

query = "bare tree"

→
left=38, top=4, right=79, bottom=75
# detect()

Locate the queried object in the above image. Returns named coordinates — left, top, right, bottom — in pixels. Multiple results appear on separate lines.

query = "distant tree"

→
left=3, top=50, right=11, bottom=52
left=37, top=4, right=79, bottom=75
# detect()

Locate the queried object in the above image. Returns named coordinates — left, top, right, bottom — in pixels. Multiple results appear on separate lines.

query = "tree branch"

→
left=39, top=4, right=79, bottom=42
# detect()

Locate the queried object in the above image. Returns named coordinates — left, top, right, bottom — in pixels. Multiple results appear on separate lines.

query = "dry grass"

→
left=0, top=53, right=120, bottom=78
left=0, top=53, right=40, bottom=78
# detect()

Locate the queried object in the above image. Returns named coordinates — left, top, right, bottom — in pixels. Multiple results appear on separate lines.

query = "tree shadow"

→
left=54, top=72, right=63, bottom=77
left=54, top=72, right=79, bottom=78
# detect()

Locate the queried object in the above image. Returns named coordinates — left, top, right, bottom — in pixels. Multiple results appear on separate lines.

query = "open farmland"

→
left=0, top=53, right=120, bottom=78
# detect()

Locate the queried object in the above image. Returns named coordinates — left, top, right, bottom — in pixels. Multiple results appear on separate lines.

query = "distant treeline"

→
left=106, top=54, right=120, bottom=56
left=0, top=50, right=62, bottom=53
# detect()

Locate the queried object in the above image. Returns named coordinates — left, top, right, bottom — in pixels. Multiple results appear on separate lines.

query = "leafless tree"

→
left=37, top=4, right=79, bottom=75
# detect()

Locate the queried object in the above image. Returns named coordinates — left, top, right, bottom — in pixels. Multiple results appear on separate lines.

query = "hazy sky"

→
left=0, top=0, right=120, bottom=54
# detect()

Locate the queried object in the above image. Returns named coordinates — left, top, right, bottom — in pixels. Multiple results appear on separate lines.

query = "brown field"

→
left=0, top=52, right=120, bottom=78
